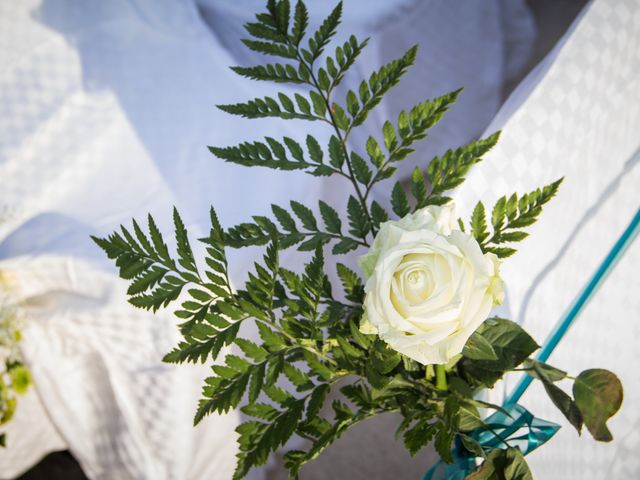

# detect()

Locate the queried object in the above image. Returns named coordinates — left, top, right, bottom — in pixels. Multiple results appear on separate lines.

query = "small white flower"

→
left=358, top=203, right=504, bottom=365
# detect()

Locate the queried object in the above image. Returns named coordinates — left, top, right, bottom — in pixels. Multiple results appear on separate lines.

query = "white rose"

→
left=358, top=203, right=504, bottom=365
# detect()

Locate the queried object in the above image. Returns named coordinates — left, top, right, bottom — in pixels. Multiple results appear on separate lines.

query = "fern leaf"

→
left=346, top=196, right=370, bottom=240
left=217, top=95, right=320, bottom=121
left=209, top=139, right=309, bottom=171
left=410, top=166, right=428, bottom=209
left=234, top=400, right=305, bottom=480
left=351, top=152, right=372, bottom=185
left=244, top=9, right=288, bottom=44
left=325, top=35, right=368, bottom=92
left=391, top=182, right=410, bottom=217
left=388, top=89, right=461, bottom=163
left=426, top=132, right=499, bottom=201
left=290, top=201, right=317, bottom=231
left=230, top=63, right=303, bottom=84
left=470, top=202, right=489, bottom=244
left=370, top=201, right=389, bottom=230
left=173, top=207, right=198, bottom=274
left=241, top=39, right=296, bottom=59
left=318, top=201, right=342, bottom=234
left=291, top=0, right=309, bottom=45
left=484, top=178, right=563, bottom=257
left=305, top=2, right=342, bottom=63
left=163, top=321, right=241, bottom=364
left=328, top=135, right=345, bottom=169
left=350, top=45, right=418, bottom=127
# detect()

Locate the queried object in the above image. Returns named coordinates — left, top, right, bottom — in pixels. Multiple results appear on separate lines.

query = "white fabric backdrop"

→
left=0, top=0, right=535, bottom=477
left=2, top=0, right=637, bottom=479
left=0, top=0, right=532, bottom=478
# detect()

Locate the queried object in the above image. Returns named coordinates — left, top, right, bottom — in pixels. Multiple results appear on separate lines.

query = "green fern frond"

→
left=426, top=131, right=500, bottom=202
left=482, top=178, right=564, bottom=257
left=350, top=45, right=418, bottom=128
left=303, top=2, right=343, bottom=63
left=217, top=95, right=322, bottom=121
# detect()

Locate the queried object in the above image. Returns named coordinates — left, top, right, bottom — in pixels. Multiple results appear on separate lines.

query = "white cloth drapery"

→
left=2, top=0, right=638, bottom=479
left=1, top=0, right=531, bottom=477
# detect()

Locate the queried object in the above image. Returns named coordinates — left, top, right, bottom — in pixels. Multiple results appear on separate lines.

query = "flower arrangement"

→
left=0, top=271, right=32, bottom=448
left=93, top=1, right=623, bottom=478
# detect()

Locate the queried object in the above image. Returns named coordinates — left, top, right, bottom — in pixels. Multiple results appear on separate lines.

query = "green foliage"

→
left=346, top=195, right=370, bottom=240
left=523, top=359, right=583, bottom=434
left=465, top=178, right=564, bottom=258
left=92, top=1, right=619, bottom=478
left=420, top=132, right=500, bottom=207
left=336, top=263, right=363, bottom=303
left=209, top=0, right=503, bottom=259
left=217, top=95, right=323, bottom=121
left=1, top=289, right=31, bottom=447
left=392, top=90, right=461, bottom=159
left=573, top=369, right=623, bottom=442
left=379, top=131, right=500, bottom=220
left=224, top=201, right=366, bottom=255
left=92, top=211, right=201, bottom=312
left=470, top=202, right=489, bottom=244
left=520, top=362, right=623, bottom=444
left=326, top=36, right=369, bottom=93
left=462, top=330, right=498, bottom=361
left=209, top=136, right=338, bottom=174
left=403, top=417, right=437, bottom=456
left=459, top=318, right=539, bottom=388
left=467, top=447, right=533, bottom=480
left=391, top=182, right=410, bottom=217
left=291, top=1, right=308, bottom=46
left=305, top=2, right=342, bottom=62
left=349, top=45, right=418, bottom=128
left=358, top=90, right=462, bottom=196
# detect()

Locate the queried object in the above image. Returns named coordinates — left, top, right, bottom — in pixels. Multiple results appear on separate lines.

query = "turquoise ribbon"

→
left=423, top=403, right=560, bottom=480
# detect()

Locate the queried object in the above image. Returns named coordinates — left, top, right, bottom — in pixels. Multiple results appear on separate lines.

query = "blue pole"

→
left=505, top=207, right=640, bottom=405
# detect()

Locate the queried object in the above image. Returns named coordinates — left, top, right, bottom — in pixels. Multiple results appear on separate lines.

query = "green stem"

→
left=362, top=141, right=406, bottom=202
left=435, top=365, right=448, bottom=391
left=255, top=318, right=338, bottom=368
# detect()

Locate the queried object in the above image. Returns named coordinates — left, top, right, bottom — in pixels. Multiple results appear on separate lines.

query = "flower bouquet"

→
left=93, top=1, right=623, bottom=478
left=0, top=269, right=31, bottom=448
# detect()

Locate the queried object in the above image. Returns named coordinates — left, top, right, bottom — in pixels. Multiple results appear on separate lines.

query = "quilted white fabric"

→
left=4, top=0, right=634, bottom=479
left=1, top=256, right=241, bottom=480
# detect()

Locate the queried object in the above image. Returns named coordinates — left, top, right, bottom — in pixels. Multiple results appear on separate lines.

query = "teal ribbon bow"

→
left=423, top=403, right=560, bottom=480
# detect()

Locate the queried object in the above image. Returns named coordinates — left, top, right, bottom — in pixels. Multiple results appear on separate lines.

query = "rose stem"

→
left=435, top=365, right=448, bottom=390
